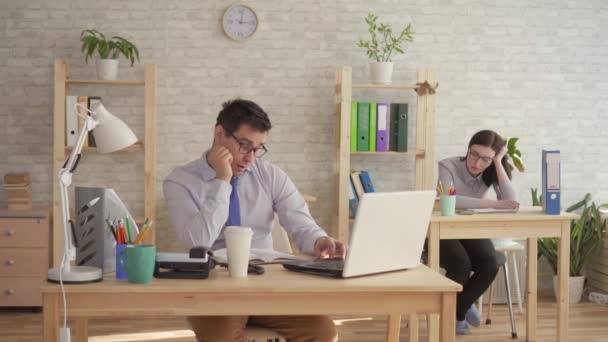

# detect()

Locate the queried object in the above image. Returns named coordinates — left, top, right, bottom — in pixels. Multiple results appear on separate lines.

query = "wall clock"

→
left=222, top=4, right=258, bottom=41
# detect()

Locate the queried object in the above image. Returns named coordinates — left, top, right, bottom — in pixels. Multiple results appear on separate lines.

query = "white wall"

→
left=1, top=0, right=607, bottom=252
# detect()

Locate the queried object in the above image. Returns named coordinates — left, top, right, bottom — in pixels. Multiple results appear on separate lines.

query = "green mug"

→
left=119, top=244, right=156, bottom=284
left=440, top=195, right=457, bottom=216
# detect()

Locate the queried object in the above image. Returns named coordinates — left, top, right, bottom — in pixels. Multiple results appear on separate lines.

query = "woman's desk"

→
left=428, top=207, right=577, bottom=342
left=41, top=264, right=461, bottom=342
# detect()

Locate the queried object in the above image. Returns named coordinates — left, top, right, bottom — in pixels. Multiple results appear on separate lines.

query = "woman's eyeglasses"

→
left=228, top=131, right=268, bottom=158
left=467, top=150, right=493, bottom=164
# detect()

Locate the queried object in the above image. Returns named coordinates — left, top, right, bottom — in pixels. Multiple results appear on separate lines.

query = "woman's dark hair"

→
left=462, top=130, right=513, bottom=186
left=215, top=98, right=272, bottom=134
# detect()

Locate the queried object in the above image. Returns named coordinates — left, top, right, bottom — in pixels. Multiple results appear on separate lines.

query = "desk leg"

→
left=557, top=221, right=570, bottom=342
left=428, top=222, right=440, bottom=271
left=409, top=314, right=419, bottom=342
left=75, top=318, right=88, bottom=342
left=43, top=293, right=59, bottom=342
left=427, top=222, right=440, bottom=342
left=386, top=314, right=401, bottom=342
left=440, top=293, right=456, bottom=342
left=527, top=237, right=537, bottom=341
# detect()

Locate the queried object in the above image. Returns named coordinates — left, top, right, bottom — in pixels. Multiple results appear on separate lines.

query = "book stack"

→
left=3, top=173, right=32, bottom=210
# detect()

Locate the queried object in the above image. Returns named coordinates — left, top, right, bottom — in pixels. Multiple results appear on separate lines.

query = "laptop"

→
left=282, top=190, right=436, bottom=278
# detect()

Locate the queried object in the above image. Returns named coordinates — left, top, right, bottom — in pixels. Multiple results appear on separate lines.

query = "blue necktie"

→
left=227, top=177, right=241, bottom=226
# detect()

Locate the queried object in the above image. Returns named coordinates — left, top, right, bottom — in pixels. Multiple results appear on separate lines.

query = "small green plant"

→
left=503, top=137, right=524, bottom=172
left=356, top=13, right=414, bottom=62
left=531, top=188, right=542, bottom=206
left=537, top=193, right=607, bottom=277
left=80, top=29, right=140, bottom=66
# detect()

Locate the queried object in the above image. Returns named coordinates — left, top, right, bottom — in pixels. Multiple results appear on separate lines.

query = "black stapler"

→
left=153, top=246, right=215, bottom=279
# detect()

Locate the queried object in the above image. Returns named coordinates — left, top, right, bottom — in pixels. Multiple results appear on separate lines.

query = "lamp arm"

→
left=58, top=114, right=99, bottom=267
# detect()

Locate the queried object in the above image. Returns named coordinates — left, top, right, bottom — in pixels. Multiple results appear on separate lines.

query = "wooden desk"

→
left=427, top=207, right=577, bottom=342
left=42, top=264, right=460, bottom=342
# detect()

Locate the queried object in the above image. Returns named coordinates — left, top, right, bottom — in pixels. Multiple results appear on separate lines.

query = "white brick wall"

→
left=1, top=0, right=607, bottom=253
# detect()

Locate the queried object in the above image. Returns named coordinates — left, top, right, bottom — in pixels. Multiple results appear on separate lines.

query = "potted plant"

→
left=80, top=29, right=140, bottom=80
left=356, top=13, right=414, bottom=84
left=537, top=193, right=607, bottom=303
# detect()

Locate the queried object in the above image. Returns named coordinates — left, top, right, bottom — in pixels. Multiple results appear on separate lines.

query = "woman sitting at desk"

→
left=437, top=129, right=520, bottom=335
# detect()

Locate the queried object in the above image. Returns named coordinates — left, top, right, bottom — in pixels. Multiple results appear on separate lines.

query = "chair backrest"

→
left=271, top=215, right=293, bottom=254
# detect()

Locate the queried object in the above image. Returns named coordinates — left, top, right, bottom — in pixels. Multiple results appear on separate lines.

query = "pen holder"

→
left=115, top=244, right=129, bottom=279
left=440, top=195, right=456, bottom=216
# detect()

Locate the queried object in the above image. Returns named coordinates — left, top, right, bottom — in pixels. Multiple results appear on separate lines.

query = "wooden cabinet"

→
left=52, top=60, right=157, bottom=266
left=0, top=209, right=50, bottom=307
left=333, top=66, right=437, bottom=242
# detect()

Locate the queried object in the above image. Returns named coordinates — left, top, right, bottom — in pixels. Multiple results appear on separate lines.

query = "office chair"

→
left=484, top=250, right=518, bottom=339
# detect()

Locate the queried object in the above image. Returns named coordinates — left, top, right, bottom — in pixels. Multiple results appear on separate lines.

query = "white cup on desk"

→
left=224, top=226, right=253, bottom=278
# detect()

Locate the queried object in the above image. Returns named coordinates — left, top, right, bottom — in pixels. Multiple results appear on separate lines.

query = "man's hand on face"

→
left=314, top=236, right=347, bottom=259
left=208, top=145, right=233, bottom=182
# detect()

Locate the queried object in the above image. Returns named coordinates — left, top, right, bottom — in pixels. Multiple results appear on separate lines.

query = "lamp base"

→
left=47, top=266, right=103, bottom=284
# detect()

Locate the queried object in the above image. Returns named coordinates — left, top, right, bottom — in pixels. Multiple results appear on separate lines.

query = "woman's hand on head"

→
left=494, top=200, right=520, bottom=209
left=494, top=145, right=508, bottom=164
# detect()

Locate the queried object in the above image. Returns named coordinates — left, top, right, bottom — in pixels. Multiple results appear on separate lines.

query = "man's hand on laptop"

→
left=314, top=237, right=347, bottom=259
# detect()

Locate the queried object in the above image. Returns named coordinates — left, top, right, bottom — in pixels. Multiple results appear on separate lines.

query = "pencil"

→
left=134, top=226, right=151, bottom=244
left=125, top=216, right=132, bottom=244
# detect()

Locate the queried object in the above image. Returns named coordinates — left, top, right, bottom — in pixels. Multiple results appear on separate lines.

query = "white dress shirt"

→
left=163, top=152, right=327, bottom=254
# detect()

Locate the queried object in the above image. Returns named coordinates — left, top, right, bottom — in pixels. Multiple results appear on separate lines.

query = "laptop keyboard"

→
left=305, top=258, right=345, bottom=270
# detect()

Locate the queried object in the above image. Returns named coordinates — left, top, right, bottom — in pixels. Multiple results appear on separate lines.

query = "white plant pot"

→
left=95, top=59, right=119, bottom=80
left=553, top=275, right=585, bottom=304
left=370, top=62, right=394, bottom=84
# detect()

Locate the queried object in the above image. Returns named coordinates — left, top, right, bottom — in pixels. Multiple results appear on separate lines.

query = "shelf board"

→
left=351, top=150, right=425, bottom=156
left=66, top=79, right=145, bottom=86
left=352, top=84, right=417, bottom=89
left=65, top=141, right=144, bottom=154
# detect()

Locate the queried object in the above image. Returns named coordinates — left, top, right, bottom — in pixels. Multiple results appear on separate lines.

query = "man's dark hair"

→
left=216, top=99, right=272, bottom=134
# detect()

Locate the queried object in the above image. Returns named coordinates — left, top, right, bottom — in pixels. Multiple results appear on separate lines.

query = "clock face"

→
left=222, top=4, right=258, bottom=41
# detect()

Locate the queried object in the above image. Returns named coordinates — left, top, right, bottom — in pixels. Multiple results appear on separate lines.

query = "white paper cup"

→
left=224, top=226, right=253, bottom=278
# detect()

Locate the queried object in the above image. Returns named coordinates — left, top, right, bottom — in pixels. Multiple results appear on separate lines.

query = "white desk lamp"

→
left=47, top=102, right=137, bottom=283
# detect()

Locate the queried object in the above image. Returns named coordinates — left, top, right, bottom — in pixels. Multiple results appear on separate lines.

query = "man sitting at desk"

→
left=164, top=98, right=344, bottom=342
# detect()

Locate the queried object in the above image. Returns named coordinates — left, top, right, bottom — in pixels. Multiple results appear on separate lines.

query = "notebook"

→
left=457, top=208, right=519, bottom=215
left=282, top=191, right=436, bottom=278
left=212, top=248, right=306, bottom=265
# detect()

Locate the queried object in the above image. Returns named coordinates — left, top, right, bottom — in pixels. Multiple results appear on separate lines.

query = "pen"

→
left=105, top=219, right=118, bottom=242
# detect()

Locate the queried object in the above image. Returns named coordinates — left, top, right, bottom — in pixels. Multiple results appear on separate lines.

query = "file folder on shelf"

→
left=376, top=102, right=389, bottom=152
left=359, top=171, right=375, bottom=193
left=350, top=102, right=357, bottom=152
left=542, top=150, right=560, bottom=215
left=348, top=177, right=358, bottom=218
left=369, top=103, right=377, bottom=152
left=397, top=103, right=408, bottom=152
left=357, top=102, right=370, bottom=151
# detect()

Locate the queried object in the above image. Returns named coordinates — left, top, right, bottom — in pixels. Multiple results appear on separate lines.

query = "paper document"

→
left=212, top=248, right=306, bottom=265
left=458, top=208, right=519, bottom=214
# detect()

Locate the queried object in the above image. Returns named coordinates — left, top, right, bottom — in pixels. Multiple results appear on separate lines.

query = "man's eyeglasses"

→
left=228, top=131, right=268, bottom=158
left=467, top=150, right=493, bottom=164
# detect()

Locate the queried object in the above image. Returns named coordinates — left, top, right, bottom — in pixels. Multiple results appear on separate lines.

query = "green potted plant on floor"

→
left=537, top=193, right=607, bottom=303
left=80, top=29, right=140, bottom=80
left=356, top=13, right=414, bottom=84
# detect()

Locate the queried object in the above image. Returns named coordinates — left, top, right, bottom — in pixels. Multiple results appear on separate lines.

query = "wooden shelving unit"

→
left=333, top=66, right=437, bottom=243
left=52, top=60, right=157, bottom=267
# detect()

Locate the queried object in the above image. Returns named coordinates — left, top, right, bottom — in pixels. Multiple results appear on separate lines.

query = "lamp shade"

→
left=90, top=103, right=138, bottom=153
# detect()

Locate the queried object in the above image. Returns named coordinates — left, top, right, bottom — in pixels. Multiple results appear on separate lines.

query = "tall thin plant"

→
left=356, top=13, right=414, bottom=62
left=537, top=193, right=607, bottom=277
